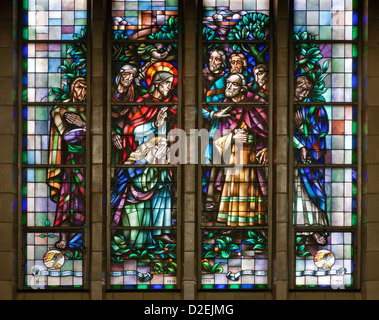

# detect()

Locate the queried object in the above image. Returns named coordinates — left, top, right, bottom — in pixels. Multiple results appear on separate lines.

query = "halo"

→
left=146, top=61, right=178, bottom=88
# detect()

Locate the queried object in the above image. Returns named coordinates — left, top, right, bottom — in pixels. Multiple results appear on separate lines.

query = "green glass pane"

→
left=332, top=168, right=344, bottom=182
left=352, top=26, right=358, bottom=40
left=352, top=121, right=357, bottom=134
left=352, top=44, right=358, bottom=58
left=352, top=213, right=357, bottom=226
left=137, top=285, right=149, bottom=289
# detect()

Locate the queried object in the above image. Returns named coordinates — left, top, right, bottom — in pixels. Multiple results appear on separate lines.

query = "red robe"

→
left=115, top=93, right=178, bottom=164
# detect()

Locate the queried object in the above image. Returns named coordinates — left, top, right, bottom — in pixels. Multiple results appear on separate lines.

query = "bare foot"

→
left=55, top=239, right=68, bottom=249
left=312, top=232, right=327, bottom=245
left=55, top=233, right=68, bottom=249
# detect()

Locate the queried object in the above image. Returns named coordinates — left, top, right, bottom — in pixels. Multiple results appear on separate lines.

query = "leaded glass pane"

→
left=110, top=229, right=178, bottom=289
left=294, top=42, right=358, bottom=103
left=25, top=232, right=84, bottom=289
left=295, top=232, right=353, bottom=288
left=22, top=2, right=88, bottom=289
left=22, top=42, right=87, bottom=103
left=201, top=0, right=270, bottom=290
left=293, top=0, right=358, bottom=290
left=109, top=0, right=180, bottom=290
left=23, top=0, right=88, bottom=41
left=22, top=167, right=86, bottom=227
left=112, top=0, right=179, bottom=39
left=294, top=0, right=358, bottom=40
left=201, top=229, right=268, bottom=289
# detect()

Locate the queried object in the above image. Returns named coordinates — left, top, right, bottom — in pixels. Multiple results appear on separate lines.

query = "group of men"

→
left=201, top=48, right=270, bottom=226
left=201, top=47, right=328, bottom=243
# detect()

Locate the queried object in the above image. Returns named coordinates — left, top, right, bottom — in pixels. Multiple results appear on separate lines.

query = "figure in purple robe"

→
left=47, top=77, right=87, bottom=250
left=213, top=73, right=269, bottom=226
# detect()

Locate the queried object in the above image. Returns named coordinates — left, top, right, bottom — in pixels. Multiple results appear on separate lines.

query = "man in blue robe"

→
left=293, top=75, right=329, bottom=245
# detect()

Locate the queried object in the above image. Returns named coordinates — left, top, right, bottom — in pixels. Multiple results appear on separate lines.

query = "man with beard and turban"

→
left=47, top=77, right=87, bottom=250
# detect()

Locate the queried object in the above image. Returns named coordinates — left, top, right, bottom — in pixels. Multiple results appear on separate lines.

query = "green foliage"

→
left=65, top=250, right=82, bottom=260
left=295, top=236, right=311, bottom=257
left=294, top=32, right=321, bottom=71
left=203, top=27, right=220, bottom=42
left=153, top=240, right=176, bottom=260
left=48, top=26, right=87, bottom=102
left=111, top=234, right=130, bottom=256
left=149, top=17, right=178, bottom=42
left=153, top=261, right=177, bottom=274
left=228, top=12, right=269, bottom=41
left=227, top=12, right=269, bottom=64
left=243, top=230, right=268, bottom=252
left=202, top=261, right=223, bottom=274
left=49, top=85, right=70, bottom=102
left=67, top=27, right=87, bottom=67
left=202, top=235, right=240, bottom=259
left=59, top=60, right=86, bottom=82
left=129, top=249, right=155, bottom=260
left=294, top=31, right=330, bottom=102
left=111, top=234, right=177, bottom=263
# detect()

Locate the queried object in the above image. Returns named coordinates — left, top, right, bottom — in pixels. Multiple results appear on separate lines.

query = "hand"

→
left=256, top=147, right=268, bottom=164
left=233, top=129, right=248, bottom=143
left=64, top=112, right=85, bottom=128
left=155, top=106, right=168, bottom=127
left=300, top=147, right=310, bottom=164
left=294, top=109, right=303, bottom=128
left=154, top=143, right=168, bottom=161
left=214, top=106, right=232, bottom=119
left=112, top=133, right=123, bottom=150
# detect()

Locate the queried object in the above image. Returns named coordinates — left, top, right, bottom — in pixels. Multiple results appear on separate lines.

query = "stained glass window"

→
left=201, top=0, right=270, bottom=290
left=22, top=0, right=88, bottom=289
left=109, top=0, right=180, bottom=290
left=292, top=0, right=359, bottom=289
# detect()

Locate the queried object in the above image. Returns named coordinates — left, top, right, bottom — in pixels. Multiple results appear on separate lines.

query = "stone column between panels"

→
left=90, top=0, right=106, bottom=300
left=273, top=0, right=289, bottom=300
left=0, top=0, right=17, bottom=301
left=182, top=0, right=197, bottom=300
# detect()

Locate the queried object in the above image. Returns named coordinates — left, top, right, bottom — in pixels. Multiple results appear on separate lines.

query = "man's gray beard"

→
left=120, top=80, right=131, bottom=88
left=225, top=90, right=238, bottom=98
left=230, top=68, right=241, bottom=74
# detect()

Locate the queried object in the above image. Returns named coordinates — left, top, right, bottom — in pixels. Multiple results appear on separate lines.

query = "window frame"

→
left=104, top=0, right=184, bottom=291
left=288, top=0, right=363, bottom=291
left=17, top=0, right=92, bottom=291
left=196, top=0, right=275, bottom=292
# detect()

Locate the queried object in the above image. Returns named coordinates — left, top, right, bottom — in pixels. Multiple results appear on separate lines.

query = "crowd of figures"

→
left=201, top=47, right=270, bottom=229
left=201, top=42, right=329, bottom=245
left=45, top=11, right=330, bottom=254
left=109, top=53, right=179, bottom=248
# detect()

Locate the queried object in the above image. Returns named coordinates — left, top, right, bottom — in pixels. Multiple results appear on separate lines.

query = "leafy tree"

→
left=228, top=12, right=270, bottom=64
left=49, top=27, right=87, bottom=102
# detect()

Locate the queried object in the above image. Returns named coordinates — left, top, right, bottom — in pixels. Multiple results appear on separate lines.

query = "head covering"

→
left=115, top=64, right=138, bottom=85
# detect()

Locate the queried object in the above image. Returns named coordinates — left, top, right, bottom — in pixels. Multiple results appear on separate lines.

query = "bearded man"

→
left=202, top=48, right=227, bottom=97
left=112, top=64, right=138, bottom=103
left=47, top=77, right=87, bottom=250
